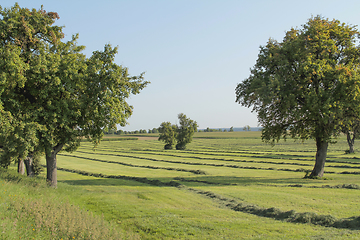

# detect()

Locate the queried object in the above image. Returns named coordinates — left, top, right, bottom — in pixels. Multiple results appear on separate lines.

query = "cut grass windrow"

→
left=59, top=153, right=206, bottom=175
left=55, top=166, right=360, bottom=230
left=286, top=184, right=360, bottom=190
left=70, top=151, right=311, bottom=173
left=173, top=177, right=236, bottom=186
left=71, top=151, right=360, bottom=175
left=80, top=149, right=360, bottom=171
left=55, top=166, right=182, bottom=187
left=189, top=188, right=360, bottom=230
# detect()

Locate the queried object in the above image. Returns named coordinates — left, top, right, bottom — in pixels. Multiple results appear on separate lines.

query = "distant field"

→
left=46, top=131, right=360, bottom=239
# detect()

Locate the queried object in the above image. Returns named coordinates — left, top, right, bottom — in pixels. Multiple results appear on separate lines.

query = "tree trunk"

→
left=309, top=138, right=328, bottom=178
left=46, top=144, right=63, bottom=188
left=17, top=159, right=25, bottom=175
left=346, top=131, right=355, bottom=153
left=24, top=153, right=35, bottom=177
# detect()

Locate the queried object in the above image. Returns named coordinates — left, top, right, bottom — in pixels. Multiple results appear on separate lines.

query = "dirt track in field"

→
left=137, top=136, right=158, bottom=140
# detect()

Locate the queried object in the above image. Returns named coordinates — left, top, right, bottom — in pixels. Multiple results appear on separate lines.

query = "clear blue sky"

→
left=2, top=1, right=360, bottom=130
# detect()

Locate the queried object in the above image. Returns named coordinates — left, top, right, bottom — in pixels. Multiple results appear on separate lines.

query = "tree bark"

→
left=309, top=138, right=328, bottom=178
left=24, top=153, right=35, bottom=177
left=17, top=159, right=25, bottom=175
left=346, top=131, right=355, bottom=153
left=46, top=144, right=63, bottom=188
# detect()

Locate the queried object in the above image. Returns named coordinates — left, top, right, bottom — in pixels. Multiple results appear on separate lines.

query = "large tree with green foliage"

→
left=0, top=4, right=149, bottom=187
left=235, top=16, right=360, bottom=178
left=0, top=3, right=61, bottom=175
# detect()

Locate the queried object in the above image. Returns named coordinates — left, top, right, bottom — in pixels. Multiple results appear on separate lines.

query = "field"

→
left=2, top=131, right=360, bottom=239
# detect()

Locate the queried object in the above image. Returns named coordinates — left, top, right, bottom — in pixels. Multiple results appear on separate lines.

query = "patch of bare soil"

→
left=137, top=136, right=158, bottom=140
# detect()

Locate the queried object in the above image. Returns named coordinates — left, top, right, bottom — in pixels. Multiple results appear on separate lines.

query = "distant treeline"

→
left=104, top=128, right=159, bottom=135
left=104, top=126, right=261, bottom=135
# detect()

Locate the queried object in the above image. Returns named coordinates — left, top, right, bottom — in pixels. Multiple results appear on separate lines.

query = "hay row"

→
left=59, top=154, right=206, bottom=175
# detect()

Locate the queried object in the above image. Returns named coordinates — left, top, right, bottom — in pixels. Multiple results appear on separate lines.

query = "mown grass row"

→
left=107, top=149, right=360, bottom=170
left=56, top=166, right=182, bottom=187
left=59, top=153, right=206, bottom=175
left=69, top=150, right=360, bottom=176
left=52, top=134, right=360, bottom=238
left=84, top=139, right=360, bottom=165
left=189, top=188, right=360, bottom=230
left=64, top=151, right=313, bottom=174
left=54, top=166, right=360, bottom=230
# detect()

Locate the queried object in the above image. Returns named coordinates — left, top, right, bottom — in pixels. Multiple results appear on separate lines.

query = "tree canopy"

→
left=235, top=16, right=360, bottom=177
left=176, top=113, right=198, bottom=150
left=158, top=122, right=177, bottom=149
left=158, top=113, right=198, bottom=150
left=0, top=3, right=149, bottom=187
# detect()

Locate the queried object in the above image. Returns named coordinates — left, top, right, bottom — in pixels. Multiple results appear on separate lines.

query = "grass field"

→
left=2, top=131, right=360, bottom=239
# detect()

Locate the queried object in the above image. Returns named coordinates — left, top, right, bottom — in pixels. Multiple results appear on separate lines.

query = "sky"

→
left=2, top=0, right=360, bottom=131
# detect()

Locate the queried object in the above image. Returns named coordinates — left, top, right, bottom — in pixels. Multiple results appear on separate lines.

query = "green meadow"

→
left=2, top=131, right=360, bottom=239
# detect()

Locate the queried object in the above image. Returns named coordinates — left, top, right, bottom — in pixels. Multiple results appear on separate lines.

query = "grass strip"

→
left=188, top=188, right=360, bottom=230
left=90, top=149, right=360, bottom=171
left=56, top=166, right=182, bottom=187
left=71, top=151, right=311, bottom=173
left=0, top=169, right=125, bottom=239
left=81, top=137, right=138, bottom=142
left=59, top=153, right=206, bottom=175
left=55, top=167, right=360, bottom=230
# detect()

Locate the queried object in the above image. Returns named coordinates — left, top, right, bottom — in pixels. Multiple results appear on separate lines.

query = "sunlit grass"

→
left=3, top=131, right=360, bottom=239
left=0, top=169, right=135, bottom=239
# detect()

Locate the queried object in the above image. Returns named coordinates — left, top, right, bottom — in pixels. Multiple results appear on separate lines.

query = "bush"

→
left=175, top=142, right=186, bottom=150
left=164, top=144, right=173, bottom=150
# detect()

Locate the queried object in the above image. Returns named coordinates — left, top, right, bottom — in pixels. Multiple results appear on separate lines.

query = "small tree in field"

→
left=176, top=113, right=198, bottom=150
left=158, top=122, right=177, bottom=149
left=158, top=114, right=198, bottom=150
left=243, top=125, right=251, bottom=131
left=342, top=119, right=360, bottom=154
left=236, top=16, right=360, bottom=178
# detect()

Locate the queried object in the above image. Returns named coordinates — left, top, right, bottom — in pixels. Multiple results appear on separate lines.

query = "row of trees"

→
left=200, top=127, right=236, bottom=132
left=104, top=129, right=155, bottom=135
left=236, top=16, right=360, bottom=178
left=158, top=113, right=198, bottom=150
left=0, top=4, right=149, bottom=187
left=108, top=126, right=254, bottom=134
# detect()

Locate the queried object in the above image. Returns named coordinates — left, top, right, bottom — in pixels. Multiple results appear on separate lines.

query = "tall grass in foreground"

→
left=0, top=169, right=131, bottom=240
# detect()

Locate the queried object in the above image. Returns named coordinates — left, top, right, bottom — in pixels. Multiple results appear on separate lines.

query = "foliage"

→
left=158, top=122, right=177, bottom=149
left=0, top=3, right=149, bottom=186
left=235, top=16, right=360, bottom=177
left=202, top=127, right=223, bottom=132
left=158, top=114, right=198, bottom=150
left=176, top=113, right=198, bottom=150
left=0, top=3, right=59, bottom=168
left=342, top=119, right=360, bottom=153
left=243, top=125, right=251, bottom=131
